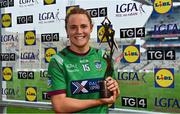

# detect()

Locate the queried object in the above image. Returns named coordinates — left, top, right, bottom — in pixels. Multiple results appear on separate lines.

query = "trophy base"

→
left=99, top=80, right=113, bottom=98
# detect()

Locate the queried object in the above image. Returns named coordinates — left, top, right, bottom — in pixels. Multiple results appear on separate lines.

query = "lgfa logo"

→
left=24, top=30, right=36, bottom=45
left=122, top=45, right=140, bottom=63
left=1, top=13, right=12, bottom=28
left=153, top=0, right=172, bottom=14
left=25, top=87, right=37, bottom=101
left=44, top=0, right=56, bottom=5
left=154, top=68, right=174, bottom=88
left=97, top=25, right=113, bottom=43
left=2, top=67, right=13, bottom=81
left=45, top=47, right=57, bottom=63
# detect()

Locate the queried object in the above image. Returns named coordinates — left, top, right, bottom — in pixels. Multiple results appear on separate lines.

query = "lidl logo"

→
left=152, top=0, right=172, bottom=14
left=24, top=30, right=36, bottom=45
left=1, top=13, right=12, bottom=28
left=2, top=67, right=13, bottom=81
left=25, top=86, right=37, bottom=102
left=66, top=5, right=79, bottom=15
left=122, top=45, right=140, bottom=63
left=97, top=25, right=113, bottom=43
left=154, top=68, right=174, bottom=88
left=45, top=47, right=57, bottom=63
left=44, top=0, right=55, bottom=5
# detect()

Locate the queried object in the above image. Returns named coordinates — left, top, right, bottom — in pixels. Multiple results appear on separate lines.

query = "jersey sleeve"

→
left=47, top=54, right=66, bottom=96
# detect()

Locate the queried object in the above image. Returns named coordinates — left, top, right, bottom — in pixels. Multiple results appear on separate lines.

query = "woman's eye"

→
left=81, top=25, right=88, bottom=28
left=70, top=26, right=76, bottom=29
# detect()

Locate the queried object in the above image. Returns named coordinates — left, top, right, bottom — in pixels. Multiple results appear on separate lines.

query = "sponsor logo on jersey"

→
left=66, top=64, right=79, bottom=72
left=122, top=45, right=140, bottom=63
left=152, top=0, right=172, bottom=14
left=79, top=59, right=89, bottom=63
left=154, top=68, right=174, bottom=88
left=1, top=13, right=12, bottom=28
left=25, top=86, right=37, bottom=102
left=2, top=67, right=13, bottom=81
left=71, top=78, right=102, bottom=95
left=44, top=0, right=56, bottom=5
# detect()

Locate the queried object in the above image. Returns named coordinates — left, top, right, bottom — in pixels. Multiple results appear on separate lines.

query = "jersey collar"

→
left=67, top=46, right=91, bottom=56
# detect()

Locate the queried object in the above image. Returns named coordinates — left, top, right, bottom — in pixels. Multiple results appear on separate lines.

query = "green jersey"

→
left=47, top=47, right=114, bottom=113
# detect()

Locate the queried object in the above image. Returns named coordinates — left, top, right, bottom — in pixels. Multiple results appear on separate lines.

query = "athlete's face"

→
left=66, top=14, right=93, bottom=52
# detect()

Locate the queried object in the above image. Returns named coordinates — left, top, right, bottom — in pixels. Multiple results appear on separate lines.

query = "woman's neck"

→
left=69, top=46, right=90, bottom=55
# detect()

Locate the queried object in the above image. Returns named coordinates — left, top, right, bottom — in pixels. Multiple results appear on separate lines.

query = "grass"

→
left=6, top=72, right=49, bottom=101
left=4, top=71, right=180, bottom=113
left=7, top=106, right=54, bottom=113
left=115, top=71, right=180, bottom=113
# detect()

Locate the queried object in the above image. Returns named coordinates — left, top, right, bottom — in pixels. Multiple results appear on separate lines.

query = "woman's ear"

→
left=65, top=27, right=69, bottom=38
left=67, top=35, right=69, bottom=38
left=90, top=24, right=93, bottom=32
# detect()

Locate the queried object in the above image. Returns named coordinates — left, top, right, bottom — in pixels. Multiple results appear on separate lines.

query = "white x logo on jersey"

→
left=72, top=81, right=88, bottom=94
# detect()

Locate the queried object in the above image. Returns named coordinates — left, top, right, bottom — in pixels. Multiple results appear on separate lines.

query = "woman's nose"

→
left=76, top=27, right=83, bottom=33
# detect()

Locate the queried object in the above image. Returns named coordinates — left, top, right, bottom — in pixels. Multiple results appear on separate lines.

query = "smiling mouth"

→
left=75, top=36, right=85, bottom=40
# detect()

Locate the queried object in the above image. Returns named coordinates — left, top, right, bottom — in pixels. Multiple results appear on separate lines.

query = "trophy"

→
left=99, top=17, right=118, bottom=98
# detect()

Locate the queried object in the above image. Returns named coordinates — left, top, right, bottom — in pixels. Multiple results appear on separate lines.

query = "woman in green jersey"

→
left=47, top=7, right=120, bottom=113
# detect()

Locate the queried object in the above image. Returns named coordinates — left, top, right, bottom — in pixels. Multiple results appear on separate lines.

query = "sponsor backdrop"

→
left=1, top=0, right=180, bottom=113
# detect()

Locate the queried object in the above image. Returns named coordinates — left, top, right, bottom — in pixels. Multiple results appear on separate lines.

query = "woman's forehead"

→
left=67, top=14, right=91, bottom=24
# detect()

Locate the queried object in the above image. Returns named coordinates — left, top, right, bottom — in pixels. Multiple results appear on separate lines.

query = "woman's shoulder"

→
left=49, top=47, right=68, bottom=64
left=91, top=47, right=106, bottom=57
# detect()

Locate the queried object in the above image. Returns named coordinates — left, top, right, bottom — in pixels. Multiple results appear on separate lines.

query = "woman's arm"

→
left=51, top=93, right=116, bottom=113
